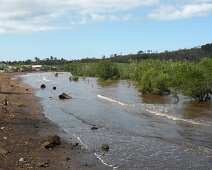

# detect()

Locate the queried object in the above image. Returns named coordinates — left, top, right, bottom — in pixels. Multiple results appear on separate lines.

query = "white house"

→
left=32, top=65, right=42, bottom=71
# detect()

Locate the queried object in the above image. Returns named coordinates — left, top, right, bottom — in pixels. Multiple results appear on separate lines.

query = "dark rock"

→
left=74, top=143, right=79, bottom=147
left=65, top=157, right=70, bottom=161
left=11, top=85, right=14, bottom=87
left=33, top=124, right=39, bottom=129
left=53, top=87, right=56, bottom=90
left=40, top=84, right=46, bottom=89
left=26, top=89, right=29, bottom=91
left=42, top=141, right=54, bottom=149
left=70, top=143, right=79, bottom=150
left=91, top=126, right=98, bottom=130
left=47, top=135, right=61, bottom=145
left=59, top=93, right=72, bottom=99
left=101, top=144, right=109, bottom=151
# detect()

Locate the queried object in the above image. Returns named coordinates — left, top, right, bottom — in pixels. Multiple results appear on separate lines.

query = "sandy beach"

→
left=0, top=72, right=111, bottom=170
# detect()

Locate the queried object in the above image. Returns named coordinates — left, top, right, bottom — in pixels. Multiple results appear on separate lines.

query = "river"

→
left=22, top=72, right=212, bottom=170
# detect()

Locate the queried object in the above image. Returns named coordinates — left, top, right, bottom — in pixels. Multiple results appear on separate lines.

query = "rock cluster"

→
left=42, top=135, right=61, bottom=149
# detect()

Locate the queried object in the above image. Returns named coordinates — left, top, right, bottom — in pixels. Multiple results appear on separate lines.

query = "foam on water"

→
left=42, top=76, right=61, bottom=84
left=145, top=109, right=209, bottom=126
left=97, top=94, right=210, bottom=126
left=94, top=153, right=118, bottom=169
left=43, top=77, right=51, bottom=82
left=170, top=140, right=212, bottom=158
left=97, top=95, right=129, bottom=106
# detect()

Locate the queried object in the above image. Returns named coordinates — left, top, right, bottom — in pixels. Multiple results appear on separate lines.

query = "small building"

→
left=32, top=65, right=42, bottom=71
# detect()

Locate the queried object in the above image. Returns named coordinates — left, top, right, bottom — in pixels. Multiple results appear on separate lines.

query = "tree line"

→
left=1, top=43, right=212, bottom=65
left=0, top=56, right=69, bottom=66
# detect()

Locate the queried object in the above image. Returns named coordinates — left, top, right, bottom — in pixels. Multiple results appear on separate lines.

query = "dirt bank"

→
left=0, top=72, right=111, bottom=170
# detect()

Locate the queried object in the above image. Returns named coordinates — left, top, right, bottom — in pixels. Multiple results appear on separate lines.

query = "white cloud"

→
left=0, top=0, right=157, bottom=33
left=90, top=13, right=137, bottom=22
left=3, top=0, right=211, bottom=32
left=149, top=2, right=212, bottom=20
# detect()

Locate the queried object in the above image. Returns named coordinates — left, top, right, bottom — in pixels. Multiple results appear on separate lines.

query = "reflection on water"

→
left=22, top=72, right=212, bottom=170
left=141, top=94, right=175, bottom=104
left=183, top=102, right=212, bottom=119
left=97, top=79, right=120, bottom=87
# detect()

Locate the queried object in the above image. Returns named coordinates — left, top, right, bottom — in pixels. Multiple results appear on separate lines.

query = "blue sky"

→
left=0, top=0, right=212, bottom=61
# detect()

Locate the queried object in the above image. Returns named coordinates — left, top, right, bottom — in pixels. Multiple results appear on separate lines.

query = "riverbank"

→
left=0, top=72, right=111, bottom=170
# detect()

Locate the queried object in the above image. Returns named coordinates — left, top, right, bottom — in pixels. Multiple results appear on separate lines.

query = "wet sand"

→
left=0, top=72, right=111, bottom=170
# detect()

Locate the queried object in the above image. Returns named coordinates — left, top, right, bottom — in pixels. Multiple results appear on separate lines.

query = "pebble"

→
left=19, top=158, right=25, bottom=162
left=65, top=157, right=70, bottom=161
left=101, top=144, right=110, bottom=151
left=91, top=126, right=99, bottom=130
left=0, top=148, right=9, bottom=155
left=42, top=141, right=54, bottom=149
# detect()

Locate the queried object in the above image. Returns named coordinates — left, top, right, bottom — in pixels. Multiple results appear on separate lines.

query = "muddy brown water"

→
left=21, top=72, right=212, bottom=170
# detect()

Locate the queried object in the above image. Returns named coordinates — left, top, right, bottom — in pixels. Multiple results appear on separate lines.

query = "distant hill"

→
left=1, top=43, right=212, bottom=65
left=106, top=43, right=212, bottom=63
left=80, top=43, right=212, bottom=63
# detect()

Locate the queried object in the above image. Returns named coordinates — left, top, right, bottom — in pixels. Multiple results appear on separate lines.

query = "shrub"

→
left=69, top=76, right=79, bottom=81
left=97, top=61, right=119, bottom=80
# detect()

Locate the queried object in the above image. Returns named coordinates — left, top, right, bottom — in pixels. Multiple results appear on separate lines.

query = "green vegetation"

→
left=64, top=63, right=98, bottom=77
left=69, top=76, right=79, bottom=81
left=63, top=58, right=212, bottom=102
left=96, top=61, right=119, bottom=80
left=64, top=61, right=119, bottom=80
left=201, top=43, right=212, bottom=51
left=131, top=58, right=212, bottom=101
left=177, top=58, right=212, bottom=102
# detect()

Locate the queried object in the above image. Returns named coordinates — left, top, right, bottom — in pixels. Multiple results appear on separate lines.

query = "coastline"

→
left=0, top=72, right=112, bottom=170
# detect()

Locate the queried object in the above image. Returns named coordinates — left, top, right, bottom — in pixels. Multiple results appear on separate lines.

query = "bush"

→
left=97, top=61, right=120, bottom=80
left=69, top=76, right=79, bottom=81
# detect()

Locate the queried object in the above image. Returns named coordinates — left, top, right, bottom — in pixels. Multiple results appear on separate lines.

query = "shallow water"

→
left=22, top=72, right=212, bottom=170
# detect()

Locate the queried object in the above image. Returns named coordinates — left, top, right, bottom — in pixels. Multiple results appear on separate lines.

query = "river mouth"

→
left=22, top=72, right=212, bottom=170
